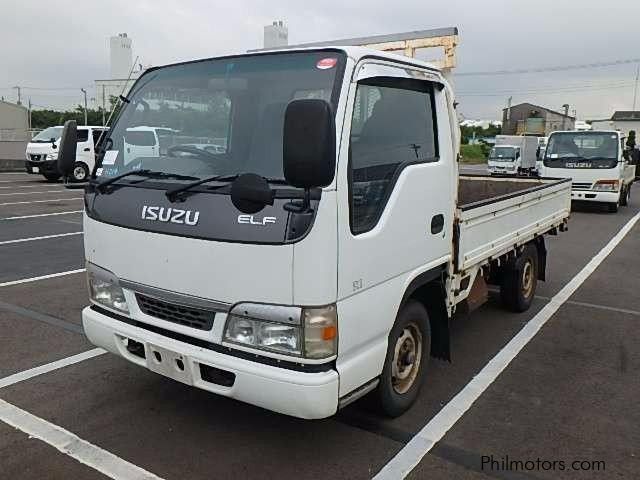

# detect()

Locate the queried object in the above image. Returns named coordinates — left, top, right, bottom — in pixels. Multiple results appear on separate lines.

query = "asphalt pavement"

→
left=0, top=171, right=638, bottom=479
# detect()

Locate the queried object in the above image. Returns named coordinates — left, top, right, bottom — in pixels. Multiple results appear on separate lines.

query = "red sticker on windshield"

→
left=317, top=57, right=338, bottom=70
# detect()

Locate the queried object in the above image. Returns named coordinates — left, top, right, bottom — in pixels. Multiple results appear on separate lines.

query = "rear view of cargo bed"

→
left=455, top=175, right=571, bottom=272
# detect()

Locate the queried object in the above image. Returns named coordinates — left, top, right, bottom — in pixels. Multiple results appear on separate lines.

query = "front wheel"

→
left=607, top=201, right=619, bottom=213
left=375, top=300, right=431, bottom=417
left=500, top=244, right=538, bottom=313
left=620, top=185, right=630, bottom=207
left=72, top=162, right=89, bottom=182
left=42, top=173, right=61, bottom=182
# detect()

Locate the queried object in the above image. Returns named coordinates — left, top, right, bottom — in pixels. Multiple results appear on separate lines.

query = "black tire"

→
left=500, top=244, right=538, bottom=313
left=607, top=201, right=619, bottom=213
left=72, top=162, right=89, bottom=182
left=620, top=186, right=629, bottom=207
left=375, top=300, right=431, bottom=417
left=42, top=173, right=61, bottom=182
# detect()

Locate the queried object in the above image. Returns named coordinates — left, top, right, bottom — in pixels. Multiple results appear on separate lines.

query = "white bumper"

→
left=82, top=307, right=339, bottom=419
left=571, top=190, right=619, bottom=203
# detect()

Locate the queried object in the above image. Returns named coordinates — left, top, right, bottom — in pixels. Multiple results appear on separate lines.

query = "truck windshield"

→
left=31, top=127, right=63, bottom=143
left=99, top=51, right=345, bottom=183
left=544, top=132, right=619, bottom=169
left=489, top=146, right=516, bottom=161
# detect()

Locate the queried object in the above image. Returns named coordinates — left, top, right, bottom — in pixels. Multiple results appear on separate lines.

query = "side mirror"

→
left=57, top=120, right=77, bottom=178
left=283, top=99, right=335, bottom=189
left=50, top=138, right=57, bottom=149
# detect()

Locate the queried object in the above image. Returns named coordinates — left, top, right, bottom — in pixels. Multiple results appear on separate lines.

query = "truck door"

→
left=75, top=128, right=92, bottom=166
left=335, top=64, right=454, bottom=395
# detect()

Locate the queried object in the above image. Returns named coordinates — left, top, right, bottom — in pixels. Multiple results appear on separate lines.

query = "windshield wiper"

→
left=94, top=170, right=198, bottom=193
left=165, top=174, right=239, bottom=201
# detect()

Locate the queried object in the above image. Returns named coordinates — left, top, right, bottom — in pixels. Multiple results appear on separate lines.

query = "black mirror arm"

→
left=284, top=188, right=312, bottom=213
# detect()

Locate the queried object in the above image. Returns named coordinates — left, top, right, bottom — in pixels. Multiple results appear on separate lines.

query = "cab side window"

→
left=77, top=129, right=89, bottom=143
left=349, top=77, right=438, bottom=234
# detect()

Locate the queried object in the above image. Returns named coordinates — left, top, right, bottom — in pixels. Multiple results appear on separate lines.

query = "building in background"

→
left=264, top=21, right=288, bottom=48
left=0, top=100, right=29, bottom=164
left=95, top=33, right=147, bottom=115
left=502, top=102, right=575, bottom=136
left=590, top=111, right=640, bottom=137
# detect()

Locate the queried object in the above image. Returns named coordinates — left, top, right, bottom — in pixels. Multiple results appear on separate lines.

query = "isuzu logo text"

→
left=238, top=214, right=277, bottom=226
left=141, top=206, right=200, bottom=225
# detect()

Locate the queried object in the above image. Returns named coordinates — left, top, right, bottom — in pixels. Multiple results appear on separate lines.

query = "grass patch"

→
left=460, top=144, right=487, bottom=163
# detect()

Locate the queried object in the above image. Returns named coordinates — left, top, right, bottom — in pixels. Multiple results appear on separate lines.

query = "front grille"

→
left=135, top=294, right=215, bottom=331
left=572, top=182, right=592, bottom=190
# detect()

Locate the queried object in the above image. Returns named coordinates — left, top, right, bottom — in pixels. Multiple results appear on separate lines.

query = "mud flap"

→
left=423, top=282, right=451, bottom=362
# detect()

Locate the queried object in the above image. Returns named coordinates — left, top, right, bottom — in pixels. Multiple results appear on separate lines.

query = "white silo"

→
left=110, top=33, right=133, bottom=79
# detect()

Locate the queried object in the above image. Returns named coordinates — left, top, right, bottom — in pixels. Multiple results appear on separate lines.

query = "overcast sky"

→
left=1, top=0, right=639, bottom=119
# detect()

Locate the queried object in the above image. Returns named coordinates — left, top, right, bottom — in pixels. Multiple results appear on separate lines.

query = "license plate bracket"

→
left=146, top=344, right=194, bottom=385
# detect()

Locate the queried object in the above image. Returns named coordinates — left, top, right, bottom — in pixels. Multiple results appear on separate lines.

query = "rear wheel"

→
left=375, top=300, right=431, bottom=417
left=72, top=162, right=89, bottom=182
left=500, top=244, right=538, bottom=313
left=620, top=185, right=629, bottom=207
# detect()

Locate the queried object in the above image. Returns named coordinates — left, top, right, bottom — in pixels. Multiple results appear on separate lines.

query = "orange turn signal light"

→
left=322, top=326, right=337, bottom=340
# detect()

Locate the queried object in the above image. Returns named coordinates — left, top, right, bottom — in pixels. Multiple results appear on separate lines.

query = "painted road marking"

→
left=0, top=198, right=83, bottom=207
left=0, top=232, right=82, bottom=246
left=0, top=190, right=79, bottom=196
left=374, top=211, right=640, bottom=479
left=0, top=269, right=86, bottom=288
left=0, top=349, right=105, bottom=389
left=0, top=185, right=66, bottom=189
left=0, top=399, right=163, bottom=480
left=0, top=210, right=83, bottom=221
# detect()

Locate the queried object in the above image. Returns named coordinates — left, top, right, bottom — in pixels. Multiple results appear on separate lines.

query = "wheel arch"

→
left=399, top=264, right=450, bottom=361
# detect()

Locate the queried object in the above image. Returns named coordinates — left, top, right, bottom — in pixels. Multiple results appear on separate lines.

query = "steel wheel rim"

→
left=391, top=322, right=422, bottom=394
left=73, top=166, right=86, bottom=180
left=522, top=260, right=534, bottom=298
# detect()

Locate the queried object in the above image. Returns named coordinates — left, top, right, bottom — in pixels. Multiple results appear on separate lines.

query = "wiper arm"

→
left=165, top=174, right=239, bottom=201
left=94, top=170, right=198, bottom=193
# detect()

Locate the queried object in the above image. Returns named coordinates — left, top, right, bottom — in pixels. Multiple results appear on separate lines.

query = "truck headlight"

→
left=46, top=153, right=58, bottom=161
left=593, top=180, right=619, bottom=191
left=86, top=262, right=129, bottom=314
left=224, top=303, right=337, bottom=359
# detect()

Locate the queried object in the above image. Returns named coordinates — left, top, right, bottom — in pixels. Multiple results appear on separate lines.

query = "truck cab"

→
left=540, top=130, right=634, bottom=212
left=26, top=125, right=108, bottom=181
left=487, top=135, right=538, bottom=176
left=54, top=47, right=570, bottom=419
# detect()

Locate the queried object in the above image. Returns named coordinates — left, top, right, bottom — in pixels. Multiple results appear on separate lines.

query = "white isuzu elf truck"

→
left=539, top=130, right=635, bottom=213
left=56, top=46, right=571, bottom=419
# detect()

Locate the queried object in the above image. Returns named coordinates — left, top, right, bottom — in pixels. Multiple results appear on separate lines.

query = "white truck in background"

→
left=540, top=130, right=635, bottom=212
left=55, top=46, right=571, bottom=419
left=26, top=125, right=108, bottom=181
left=488, top=135, right=538, bottom=176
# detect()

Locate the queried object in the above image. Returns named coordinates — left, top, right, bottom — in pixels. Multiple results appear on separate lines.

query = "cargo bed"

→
left=454, top=175, right=571, bottom=272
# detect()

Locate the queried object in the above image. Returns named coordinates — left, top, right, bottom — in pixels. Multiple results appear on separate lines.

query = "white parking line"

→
left=0, top=210, right=83, bottom=221
left=0, top=232, right=83, bottom=246
left=374, top=211, right=640, bottom=480
left=0, top=185, right=65, bottom=189
left=0, top=198, right=83, bottom=206
left=0, top=269, right=86, bottom=288
left=0, top=399, right=164, bottom=480
left=0, top=349, right=105, bottom=389
left=0, top=190, right=77, bottom=196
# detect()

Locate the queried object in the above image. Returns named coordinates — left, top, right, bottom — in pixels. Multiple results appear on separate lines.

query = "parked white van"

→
left=26, top=125, right=108, bottom=181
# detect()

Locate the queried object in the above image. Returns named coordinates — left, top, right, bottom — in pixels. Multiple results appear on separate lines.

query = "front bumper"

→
left=25, top=159, right=58, bottom=175
left=571, top=190, right=619, bottom=203
left=488, top=166, right=517, bottom=175
left=82, top=306, right=340, bottom=419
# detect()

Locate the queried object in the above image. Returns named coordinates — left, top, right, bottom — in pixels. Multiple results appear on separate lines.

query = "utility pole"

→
left=12, top=86, right=21, bottom=105
left=101, top=85, right=106, bottom=126
left=506, top=96, right=513, bottom=133
left=80, top=88, right=88, bottom=125
left=562, top=104, right=570, bottom=130
left=28, top=98, right=32, bottom=130
left=633, top=65, right=640, bottom=112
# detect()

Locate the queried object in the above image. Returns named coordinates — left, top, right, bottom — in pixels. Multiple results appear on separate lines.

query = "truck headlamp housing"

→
left=593, top=180, right=619, bottom=192
left=86, top=262, right=129, bottom=314
left=223, top=303, right=337, bottom=359
left=45, top=152, right=58, bottom=161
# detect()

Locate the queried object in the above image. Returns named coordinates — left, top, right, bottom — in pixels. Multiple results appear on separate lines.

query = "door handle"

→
left=83, top=148, right=90, bottom=152
left=430, top=214, right=444, bottom=234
